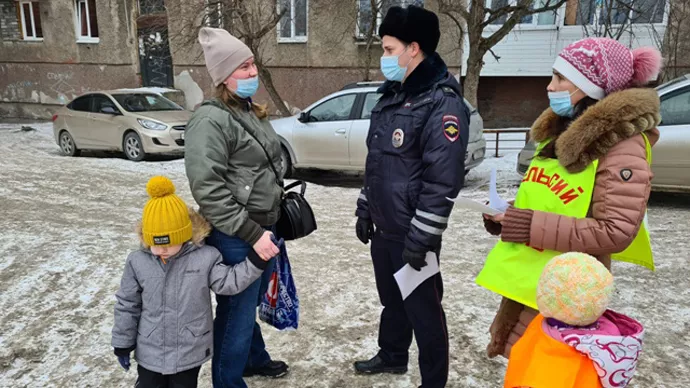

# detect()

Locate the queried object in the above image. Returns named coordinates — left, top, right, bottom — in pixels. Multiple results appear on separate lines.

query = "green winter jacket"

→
left=185, top=98, right=283, bottom=245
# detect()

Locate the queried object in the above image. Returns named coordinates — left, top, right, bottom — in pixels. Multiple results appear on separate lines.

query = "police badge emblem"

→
left=392, top=129, right=404, bottom=148
left=443, top=115, right=460, bottom=142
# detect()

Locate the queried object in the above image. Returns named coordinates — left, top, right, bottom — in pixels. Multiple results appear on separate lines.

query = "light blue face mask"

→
left=548, top=90, right=578, bottom=117
left=234, top=76, right=259, bottom=99
left=380, top=47, right=412, bottom=82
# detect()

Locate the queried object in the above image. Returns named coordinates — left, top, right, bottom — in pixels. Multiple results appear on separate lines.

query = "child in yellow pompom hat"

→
left=111, top=176, right=272, bottom=386
left=504, top=252, right=645, bottom=388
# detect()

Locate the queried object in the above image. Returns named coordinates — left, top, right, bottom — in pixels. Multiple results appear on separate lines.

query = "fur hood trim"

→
left=530, top=88, right=661, bottom=173
left=137, top=207, right=211, bottom=249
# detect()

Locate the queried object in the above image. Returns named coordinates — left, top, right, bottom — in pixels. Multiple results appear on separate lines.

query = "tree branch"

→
left=437, top=0, right=471, bottom=21
left=483, top=0, right=566, bottom=42
left=254, top=7, right=287, bottom=40
left=482, top=0, right=566, bottom=28
left=488, top=47, right=501, bottom=62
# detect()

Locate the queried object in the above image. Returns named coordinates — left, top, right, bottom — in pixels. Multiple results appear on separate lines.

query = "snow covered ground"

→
left=1, top=123, right=689, bottom=388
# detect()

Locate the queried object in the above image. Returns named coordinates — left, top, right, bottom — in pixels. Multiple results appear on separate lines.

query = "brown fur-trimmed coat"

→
left=484, top=88, right=660, bottom=358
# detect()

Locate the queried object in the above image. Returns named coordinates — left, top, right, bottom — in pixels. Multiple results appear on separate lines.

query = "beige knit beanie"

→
left=198, top=27, right=253, bottom=87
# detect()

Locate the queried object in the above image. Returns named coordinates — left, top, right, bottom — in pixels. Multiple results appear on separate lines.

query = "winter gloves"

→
left=114, top=346, right=135, bottom=371
left=403, top=248, right=427, bottom=271
left=356, top=217, right=375, bottom=244
left=117, top=355, right=130, bottom=371
left=357, top=217, right=427, bottom=271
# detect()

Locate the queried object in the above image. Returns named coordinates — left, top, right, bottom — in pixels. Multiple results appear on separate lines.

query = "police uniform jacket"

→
left=356, top=52, right=470, bottom=253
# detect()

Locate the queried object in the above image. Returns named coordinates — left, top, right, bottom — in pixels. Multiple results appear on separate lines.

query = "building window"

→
left=488, top=0, right=559, bottom=27
left=356, top=0, right=424, bottom=40
left=278, top=0, right=308, bottom=43
left=18, top=1, right=43, bottom=40
left=204, top=0, right=224, bottom=28
left=75, top=0, right=99, bottom=43
left=575, top=0, right=666, bottom=25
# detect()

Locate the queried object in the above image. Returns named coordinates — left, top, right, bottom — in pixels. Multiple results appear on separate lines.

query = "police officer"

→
left=353, top=5, right=469, bottom=388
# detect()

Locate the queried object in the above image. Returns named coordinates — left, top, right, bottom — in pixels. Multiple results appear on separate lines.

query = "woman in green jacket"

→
left=184, top=27, right=287, bottom=387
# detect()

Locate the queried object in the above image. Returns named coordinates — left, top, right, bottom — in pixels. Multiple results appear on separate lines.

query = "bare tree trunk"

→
left=256, top=57, right=291, bottom=116
left=362, top=0, right=380, bottom=81
left=363, top=36, right=377, bottom=81
left=463, top=45, right=483, bottom=108
left=363, top=47, right=374, bottom=81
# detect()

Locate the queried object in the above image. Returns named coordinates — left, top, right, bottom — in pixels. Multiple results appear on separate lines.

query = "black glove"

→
left=356, top=217, right=374, bottom=244
left=402, top=248, right=427, bottom=271
left=114, top=346, right=135, bottom=371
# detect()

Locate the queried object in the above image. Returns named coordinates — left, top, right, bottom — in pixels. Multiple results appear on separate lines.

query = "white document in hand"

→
left=394, top=252, right=440, bottom=300
left=489, top=168, right=510, bottom=213
left=446, top=196, right=503, bottom=216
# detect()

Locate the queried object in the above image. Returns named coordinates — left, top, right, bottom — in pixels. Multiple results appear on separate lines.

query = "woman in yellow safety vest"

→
left=478, top=37, right=663, bottom=361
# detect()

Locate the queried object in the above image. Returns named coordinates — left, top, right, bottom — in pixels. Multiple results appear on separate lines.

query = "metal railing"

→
left=483, top=128, right=531, bottom=157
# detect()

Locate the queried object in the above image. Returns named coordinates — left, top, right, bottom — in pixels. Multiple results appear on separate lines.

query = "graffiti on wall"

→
left=2, top=72, right=76, bottom=104
left=47, top=72, right=76, bottom=98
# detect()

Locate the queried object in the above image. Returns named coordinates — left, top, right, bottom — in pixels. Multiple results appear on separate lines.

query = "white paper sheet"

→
left=489, top=168, right=510, bottom=213
left=394, top=252, right=440, bottom=300
left=445, top=196, right=503, bottom=216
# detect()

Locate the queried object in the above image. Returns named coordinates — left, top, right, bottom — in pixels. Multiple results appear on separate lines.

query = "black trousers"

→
left=371, top=232, right=449, bottom=388
left=135, top=365, right=201, bottom=388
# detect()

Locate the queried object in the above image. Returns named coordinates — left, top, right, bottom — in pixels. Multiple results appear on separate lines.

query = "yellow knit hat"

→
left=141, top=176, right=193, bottom=247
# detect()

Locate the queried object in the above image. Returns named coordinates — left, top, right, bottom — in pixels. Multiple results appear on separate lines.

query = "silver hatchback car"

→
left=271, top=82, right=487, bottom=177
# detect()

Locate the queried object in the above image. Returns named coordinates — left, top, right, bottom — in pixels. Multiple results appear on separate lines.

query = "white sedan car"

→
left=271, top=82, right=487, bottom=177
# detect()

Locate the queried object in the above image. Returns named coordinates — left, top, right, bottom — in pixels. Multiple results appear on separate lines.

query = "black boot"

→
left=243, top=360, right=289, bottom=378
left=354, top=355, right=407, bottom=375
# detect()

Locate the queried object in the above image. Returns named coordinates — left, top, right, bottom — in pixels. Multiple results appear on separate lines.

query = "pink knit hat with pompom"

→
left=553, top=38, right=662, bottom=100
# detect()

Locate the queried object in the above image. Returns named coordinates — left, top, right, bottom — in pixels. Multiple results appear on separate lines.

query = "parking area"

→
left=1, top=123, right=689, bottom=387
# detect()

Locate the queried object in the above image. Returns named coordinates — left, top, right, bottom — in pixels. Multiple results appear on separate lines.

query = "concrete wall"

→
left=167, top=0, right=464, bottom=113
left=0, top=0, right=140, bottom=118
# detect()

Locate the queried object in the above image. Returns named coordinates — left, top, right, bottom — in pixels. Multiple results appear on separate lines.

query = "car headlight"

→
left=137, top=119, right=167, bottom=131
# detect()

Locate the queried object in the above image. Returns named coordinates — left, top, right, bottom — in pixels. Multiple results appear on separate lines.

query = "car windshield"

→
left=112, top=93, right=183, bottom=112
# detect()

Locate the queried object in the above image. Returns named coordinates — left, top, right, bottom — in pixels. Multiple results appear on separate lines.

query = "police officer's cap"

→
left=378, top=5, right=440, bottom=55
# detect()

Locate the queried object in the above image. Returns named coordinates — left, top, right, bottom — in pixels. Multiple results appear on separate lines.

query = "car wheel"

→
left=280, top=146, right=293, bottom=179
left=59, top=131, right=81, bottom=157
left=123, top=132, right=146, bottom=162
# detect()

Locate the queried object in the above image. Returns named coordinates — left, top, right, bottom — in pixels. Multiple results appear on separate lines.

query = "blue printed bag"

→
left=259, top=238, right=299, bottom=330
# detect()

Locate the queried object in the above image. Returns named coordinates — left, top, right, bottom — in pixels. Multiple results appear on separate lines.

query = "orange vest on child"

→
left=504, top=314, right=602, bottom=388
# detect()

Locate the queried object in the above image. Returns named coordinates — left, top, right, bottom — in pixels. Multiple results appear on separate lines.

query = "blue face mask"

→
left=234, top=76, right=259, bottom=99
left=380, top=48, right=412, bottom=82
left=548, top=90, right=577, bottom=117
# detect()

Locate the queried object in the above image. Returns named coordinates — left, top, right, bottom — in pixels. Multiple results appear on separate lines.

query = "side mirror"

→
left=101, top=106, right=119, bottom=115
left=298, top=111, right=310, bottom=123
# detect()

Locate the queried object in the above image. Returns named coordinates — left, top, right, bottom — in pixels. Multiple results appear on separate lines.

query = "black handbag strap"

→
left=227, top=112, right=285, bottom=190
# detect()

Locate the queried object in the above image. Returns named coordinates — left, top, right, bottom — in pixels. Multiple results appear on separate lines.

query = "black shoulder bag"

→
left=238, top=118, right=317, bottom=240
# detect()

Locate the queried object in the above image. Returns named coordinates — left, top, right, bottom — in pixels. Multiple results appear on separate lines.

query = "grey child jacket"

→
left=111, top=209, right=267, bottom=375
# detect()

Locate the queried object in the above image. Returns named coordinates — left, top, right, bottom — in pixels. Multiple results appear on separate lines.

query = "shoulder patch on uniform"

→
left=412, top=96, right=433, bottom=108
left=443, top=115, right=460, bottom=142
left=620, top=169, right=633, bottom=181
left=441, top=86, right=457, bottom=97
